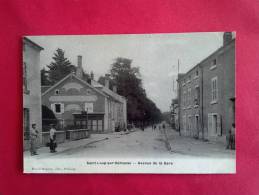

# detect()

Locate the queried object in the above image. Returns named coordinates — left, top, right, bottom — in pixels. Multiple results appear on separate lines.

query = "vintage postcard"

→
left=23, top=32, right=236, bottom=173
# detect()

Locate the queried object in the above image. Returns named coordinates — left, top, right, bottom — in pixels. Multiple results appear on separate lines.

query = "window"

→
left=188, top=88, right=191, bottom=106
left=194, top=86, right=200, bottom=106
left=51, top=103, right=64, bottom=114
left=55, top=104, right=61, bottom=113
left=213, top=59, right=217, bottom=65
left=195, top=115, right=199, bottom=131
left=210, top=59, right=217, bottom=70
left=182, top=91, right=186, bottom=107
left=55, top=89, right=60, bottom=95
left=23, top=62, right=29, bottom=94
left=211, top=77, right=218, bottom=102
left=86, top=89, right=92, bottom=94
left=182, top=79, right=186, bottom=86
left=85, top=102, right=93, bottom=113
left=196, top=70, right=199, bottom=77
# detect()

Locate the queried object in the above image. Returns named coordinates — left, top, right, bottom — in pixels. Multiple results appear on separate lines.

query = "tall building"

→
left=177, top=32, right=235, bottom=143
left=23, top=37, right=44, bottom=150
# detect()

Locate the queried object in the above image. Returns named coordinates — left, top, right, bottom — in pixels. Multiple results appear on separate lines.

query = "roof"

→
left=89, top=78, right=126, bottom=103
left=23, top=37, right=44, bottom=50
left=42, top=73, right=108, bottom=98
left=98, top=86, right=126, bottom=104
left=41, top=86, right=51, bottom=93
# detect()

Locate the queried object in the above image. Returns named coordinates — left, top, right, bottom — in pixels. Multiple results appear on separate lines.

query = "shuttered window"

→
left=211, top=77, right=218, bottom=102
left=51, top=103, right=64, bottom=114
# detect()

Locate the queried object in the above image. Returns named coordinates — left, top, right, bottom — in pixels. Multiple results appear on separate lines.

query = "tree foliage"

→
left=100, top=57, right=162, bottom=124
left=46, top=48, right=75, bottom=84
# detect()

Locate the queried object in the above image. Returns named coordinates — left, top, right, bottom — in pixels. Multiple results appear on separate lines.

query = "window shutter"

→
left=61, top=103, right=65, bottom=114
left=51, top=104, right=55, bottom=112
left=217, top=114, right=222, bottom=136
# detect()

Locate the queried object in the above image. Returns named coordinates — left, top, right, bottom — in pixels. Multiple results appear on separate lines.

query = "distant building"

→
left=177, top=32, right=235, bottom=143
left=42, top=56, right=127, bottom=133
left=23, top=37, right=44, bottom=150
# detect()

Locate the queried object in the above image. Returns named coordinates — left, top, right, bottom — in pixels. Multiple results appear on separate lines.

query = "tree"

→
left=102, top=57, right=162, bottom=124
left=47, top=48, right=75, bottom=84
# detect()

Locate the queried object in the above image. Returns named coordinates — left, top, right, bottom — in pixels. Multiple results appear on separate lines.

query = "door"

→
left=208, top=113, right=218, bottom=137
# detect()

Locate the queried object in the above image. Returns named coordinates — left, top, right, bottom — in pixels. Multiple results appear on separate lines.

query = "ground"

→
left=24, top=125, right=235, bottom=160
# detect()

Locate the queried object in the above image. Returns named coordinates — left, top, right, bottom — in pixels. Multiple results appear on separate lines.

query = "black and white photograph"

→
left=23, top=32, right=236, bottom=173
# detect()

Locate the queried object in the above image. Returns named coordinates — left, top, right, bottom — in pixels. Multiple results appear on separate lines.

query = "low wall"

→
left=66, top=129, right=90, bottom=141
left=42, top=131, right=66, bottom=146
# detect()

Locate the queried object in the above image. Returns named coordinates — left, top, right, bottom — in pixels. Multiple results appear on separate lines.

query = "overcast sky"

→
left=28, top=32, right=224, bottom=112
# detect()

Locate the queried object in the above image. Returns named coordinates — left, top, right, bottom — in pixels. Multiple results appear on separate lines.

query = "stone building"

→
left=42, top=56, right=127, bottom=133
left=177, top=32, right=235, bottom=143
left=23, top=37, right=44, bottom=150
left=201, top=32, right=235, bottom=141
left=178, top=65, right=202, bottom=138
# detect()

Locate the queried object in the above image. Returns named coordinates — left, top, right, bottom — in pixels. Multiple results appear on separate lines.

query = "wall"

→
left=23, top=39, right=42, bottom=150
left=202, top=40, right=235, bottom=140
left=42, top=75, right=106, bottom=127
left=178, top=66, right=202, bottom=137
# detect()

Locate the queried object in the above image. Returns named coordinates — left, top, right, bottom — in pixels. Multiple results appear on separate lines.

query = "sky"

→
left=28, top=32, right=224, bottom=112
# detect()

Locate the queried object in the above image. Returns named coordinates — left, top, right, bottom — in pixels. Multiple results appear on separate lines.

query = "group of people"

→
left=151, top=123, right=166, bottom=131
left=29, top=124, right=57, bottom=156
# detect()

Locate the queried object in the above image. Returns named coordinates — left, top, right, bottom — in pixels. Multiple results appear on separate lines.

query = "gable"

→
left=42, top=73, right=107, bottom=98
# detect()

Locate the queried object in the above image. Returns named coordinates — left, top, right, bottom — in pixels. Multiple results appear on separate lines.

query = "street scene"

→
left=24, top=124, right=234, bottom=160
left=23, top=32, right=235, bottom=173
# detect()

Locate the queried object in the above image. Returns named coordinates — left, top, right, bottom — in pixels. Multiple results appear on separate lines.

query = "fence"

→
left=42, top=119, right=88, bottom=132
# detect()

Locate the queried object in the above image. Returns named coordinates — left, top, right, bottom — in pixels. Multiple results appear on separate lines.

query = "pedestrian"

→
left=226, top=123, right=235, bottom=150
left=154, top=125, right=156, bottom=130
left=49, top=124, right=57, bottom=153
left=162, top=123, right=166, bottom=130
left=30, top=123, right=39, bottom=156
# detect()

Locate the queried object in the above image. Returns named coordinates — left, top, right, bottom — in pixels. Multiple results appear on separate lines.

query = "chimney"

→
left=76, top=55, right=83, bottom=79
left=104, top=74, right=110, bottom=88
left=112, top=85, right=117, bottom=93
left=90, top=71, right=94, bottom=80
left=223, top=32, right=232, bottom=46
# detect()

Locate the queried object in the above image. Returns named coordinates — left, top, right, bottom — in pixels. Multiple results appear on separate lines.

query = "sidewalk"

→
left=24, top=130, right=137, bottom=159
left=163, top=128, right=235, bottom=158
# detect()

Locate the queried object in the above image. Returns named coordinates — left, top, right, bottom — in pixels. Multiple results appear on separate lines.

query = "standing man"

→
left=49, top=124, right=57, bottom=153
left=30, top=123, right=39, bottom=156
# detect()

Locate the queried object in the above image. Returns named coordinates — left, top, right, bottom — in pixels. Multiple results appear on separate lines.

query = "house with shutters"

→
left=177, top=32, right=235, bottom=144
left=42, top=56, right=127, bottom=133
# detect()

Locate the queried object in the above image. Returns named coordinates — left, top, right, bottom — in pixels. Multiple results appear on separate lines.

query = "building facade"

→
left=42, top=56, right=127, bottom=133
left=178, top=66, right=202, bottom=138
left=177, top=32, right=235, bottom=143
left=23, top=37, right=44, bottom=150
left=201, top=33, right=235, bottom=141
